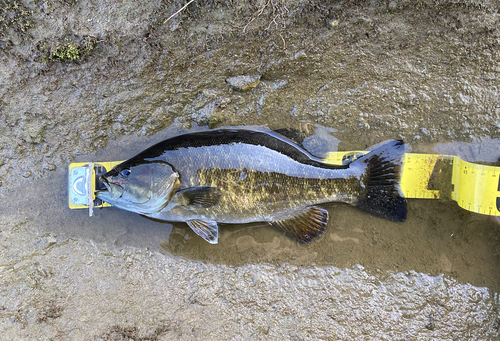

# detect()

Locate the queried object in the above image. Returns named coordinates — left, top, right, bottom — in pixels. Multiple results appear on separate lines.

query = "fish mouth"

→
left=99, top=175, right=111, bottom=191
left=99, top=176, right=124, bottom=199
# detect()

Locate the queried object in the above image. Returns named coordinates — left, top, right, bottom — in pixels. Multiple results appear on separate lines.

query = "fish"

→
left=96, top=128, right=407, bottom=244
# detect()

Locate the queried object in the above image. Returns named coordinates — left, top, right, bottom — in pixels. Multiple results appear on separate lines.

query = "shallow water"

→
left=1, top=125, right=499, bottom=339
left=5, top=125, right=500, bottom=289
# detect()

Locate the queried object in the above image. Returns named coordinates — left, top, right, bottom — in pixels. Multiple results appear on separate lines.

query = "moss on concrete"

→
left=0, top=0, right=34, bottom=37
left=37, top=36, right=97, bottom=62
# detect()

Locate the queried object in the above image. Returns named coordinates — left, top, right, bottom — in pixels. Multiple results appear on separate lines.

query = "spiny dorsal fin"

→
left=270, top=206, right=328, bottom=243
left=187, top=219, right=219, bottom=244
left=177, top=186, right=221, bottom=208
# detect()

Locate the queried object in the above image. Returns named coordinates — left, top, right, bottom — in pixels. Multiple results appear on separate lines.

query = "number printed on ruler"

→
left=497, top=171, right=500, bottom=212
left=456, top=161, right=500, bottom=216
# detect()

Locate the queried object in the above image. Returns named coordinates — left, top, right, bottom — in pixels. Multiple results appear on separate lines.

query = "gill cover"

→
left=96, top=161, right=180, bottom=215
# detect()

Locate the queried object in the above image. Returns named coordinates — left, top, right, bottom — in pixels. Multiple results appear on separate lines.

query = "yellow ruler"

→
left=69, top=153, right=500, bottom=217
left=68, top=161, right=121, bottom=211
left=324, top=152, right=500, bottom=216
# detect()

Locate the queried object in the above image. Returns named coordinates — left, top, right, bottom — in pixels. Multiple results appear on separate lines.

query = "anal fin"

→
left=270, top=206, right=328, bottom=243
left=187, top=219, right=219, bottom=244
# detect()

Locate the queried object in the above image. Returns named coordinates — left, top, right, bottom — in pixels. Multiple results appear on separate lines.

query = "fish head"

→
left=96, top=160, right=180, bottom=214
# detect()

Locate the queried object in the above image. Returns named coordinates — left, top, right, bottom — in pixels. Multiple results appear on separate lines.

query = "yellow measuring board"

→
left=69, top=153, right=500, bottom=217
left=323, top=152, right=500, bottom=216
left=68, top=161, right=122, bottom=210
left=452, top=157, right=500, bottom=216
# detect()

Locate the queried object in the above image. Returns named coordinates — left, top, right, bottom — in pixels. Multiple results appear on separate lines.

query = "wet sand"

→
left=1, top=127, right=499, bottom=339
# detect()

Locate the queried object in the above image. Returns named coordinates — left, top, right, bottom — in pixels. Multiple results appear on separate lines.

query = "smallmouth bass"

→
left=96, top=129, right=407, bottom=244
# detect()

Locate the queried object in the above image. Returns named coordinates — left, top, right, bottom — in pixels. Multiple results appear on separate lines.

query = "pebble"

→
left=226, top=74, right=261, bottom=92
left=420, top=127, right=430, bottom=135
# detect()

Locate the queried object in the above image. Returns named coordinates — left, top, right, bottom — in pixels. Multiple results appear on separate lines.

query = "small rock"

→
left=328, top=19, right=340, bottom=28
left=294, top=50, right=307, bottom=60
left=226, top=74, right=261, bottom=92
left=43, top=162, right=56, bottom=171
left=36, top=233, right=57, bottom=250
left=420, top=127, right=430, bottom=135
left=438, top=253, right=452, bottom=272
left=216, top=97, right=231, bottom=108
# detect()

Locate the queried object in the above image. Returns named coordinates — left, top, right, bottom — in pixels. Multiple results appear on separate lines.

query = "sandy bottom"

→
left=0, top=129, right=498, bottom=340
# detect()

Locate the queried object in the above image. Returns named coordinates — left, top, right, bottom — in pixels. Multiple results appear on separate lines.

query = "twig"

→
left=163, top=0, right=197, bottom=24
left=243, top=0, right=270, bottom=33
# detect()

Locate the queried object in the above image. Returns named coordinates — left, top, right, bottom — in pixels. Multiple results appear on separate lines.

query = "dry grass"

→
left=243, top=0, right=289, bottom=32
left=163, top=0, right=197, bottom=24
left=242, top=0, right=289, bottom=47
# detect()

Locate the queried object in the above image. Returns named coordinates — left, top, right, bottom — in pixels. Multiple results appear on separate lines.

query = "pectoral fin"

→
left=187, top=219, right=219, bottom=244
left=270, top=206, right=328, bottom=243
left=177, top=186, right=221, bottom=208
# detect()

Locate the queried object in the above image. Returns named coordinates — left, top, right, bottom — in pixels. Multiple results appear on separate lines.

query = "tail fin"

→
left=353, top=140, right=407, bottom=222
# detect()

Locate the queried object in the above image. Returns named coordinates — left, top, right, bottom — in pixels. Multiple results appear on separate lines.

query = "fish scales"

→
left=152, top=141, right=364, bottom=223
left=195, top=167, right=362, bottom=221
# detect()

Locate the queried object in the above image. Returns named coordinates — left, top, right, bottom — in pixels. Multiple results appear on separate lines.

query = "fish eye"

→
left=120, top=169, right=131, bottom=177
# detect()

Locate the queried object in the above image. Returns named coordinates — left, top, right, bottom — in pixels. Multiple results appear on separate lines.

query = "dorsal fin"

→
left=119, top=129, right=342, bottom=170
